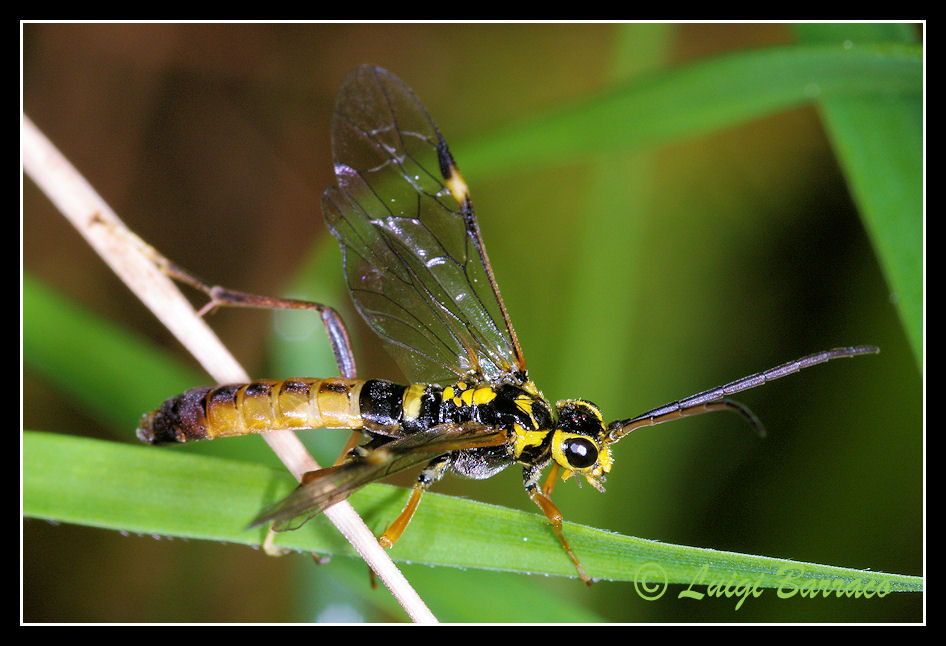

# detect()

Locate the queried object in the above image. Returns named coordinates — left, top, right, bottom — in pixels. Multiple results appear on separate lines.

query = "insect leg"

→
left=378, top=455, right=451, bottom=549
left=152, top=255, right=358, bottom=379
left=542, top=462, right=562, bottom=497
left=524, top=465, right=592, bottom=586
left=334, top=431, right=366, bottom=465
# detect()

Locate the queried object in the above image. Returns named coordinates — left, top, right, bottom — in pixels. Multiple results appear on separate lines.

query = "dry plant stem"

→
left=22, top=114, right=437, bottom=624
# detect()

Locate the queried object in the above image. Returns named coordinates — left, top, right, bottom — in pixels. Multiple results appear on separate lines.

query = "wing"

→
left=249, top=422, right=508, bottom=530
left=322, top=65, right=525, bottom=384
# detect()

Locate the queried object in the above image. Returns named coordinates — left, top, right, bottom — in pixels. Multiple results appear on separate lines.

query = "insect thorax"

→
left=356, top=377, right=551, bottom=437
left=355, top=376, right=611, bottom=481
left=440, top=379, right=554, bottom=478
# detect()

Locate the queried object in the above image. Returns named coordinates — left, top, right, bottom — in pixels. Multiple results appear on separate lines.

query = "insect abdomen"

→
left=137, top=378, right=368, bottom=444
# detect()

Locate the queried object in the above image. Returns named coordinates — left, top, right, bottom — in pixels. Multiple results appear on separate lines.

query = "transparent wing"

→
left=322, top=65, right=525, bottom=384
left=249, top=423, right=507, bottom=529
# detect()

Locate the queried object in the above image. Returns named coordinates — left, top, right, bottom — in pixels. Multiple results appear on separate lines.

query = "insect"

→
left=137, top=65, right=877, bottom=584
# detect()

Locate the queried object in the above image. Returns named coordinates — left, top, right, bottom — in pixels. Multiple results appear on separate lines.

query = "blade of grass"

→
left=458, top=42, right=921, bottom=178
left=24, top=431, right=922, bottom=594
left=793, top=24, right=922, bottom=366
left=455, top=38, right=921, bottom=378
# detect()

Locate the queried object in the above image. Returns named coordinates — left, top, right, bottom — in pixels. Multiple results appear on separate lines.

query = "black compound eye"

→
left=562, top=437, right=598, bottom=469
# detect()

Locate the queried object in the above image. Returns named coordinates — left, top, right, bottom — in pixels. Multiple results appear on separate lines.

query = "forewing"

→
left=322, top=65, right=524, bottom=384
left=249, top=422, right=507, bottom=530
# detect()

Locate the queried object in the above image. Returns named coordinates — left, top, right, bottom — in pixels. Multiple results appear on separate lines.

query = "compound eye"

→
left=562, top=437, right=598, bottom=469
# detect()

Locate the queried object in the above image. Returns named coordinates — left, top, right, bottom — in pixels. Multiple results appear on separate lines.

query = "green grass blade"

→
left=458, top=42, right=921, bottom=178
left=453, top=38, right=922, bottom=378
left=24, top=431, right=921, bottom=594
left=25, top=431, right=275, bottom=540
left=793, top=24, right=922, bottom=366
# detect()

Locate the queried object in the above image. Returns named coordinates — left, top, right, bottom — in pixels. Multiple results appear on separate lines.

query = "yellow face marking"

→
left=550, top=430, right=571, bottom=472
left=401, top=383, right=427, bottom=421
left=596, top=444, right=614, bottom=474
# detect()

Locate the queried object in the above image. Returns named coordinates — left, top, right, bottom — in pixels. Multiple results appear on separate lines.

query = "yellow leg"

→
left=379, top=483, right=426, bottom=548
left=528, top=484, right=592, bottom=586
left=542, top=462, right=561, bottom=497
left=377, top=455, right=449, bottom=549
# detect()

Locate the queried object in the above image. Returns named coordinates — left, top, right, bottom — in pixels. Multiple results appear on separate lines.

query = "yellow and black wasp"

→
left=137, top=65, right=877, bottom=584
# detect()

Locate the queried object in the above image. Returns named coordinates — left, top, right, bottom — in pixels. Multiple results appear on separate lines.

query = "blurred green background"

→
left=23, top=23, right=922, bottom=622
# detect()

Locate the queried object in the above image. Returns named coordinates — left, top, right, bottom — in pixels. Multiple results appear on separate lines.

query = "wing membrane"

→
left=322, top=65, right=525, bottom=384
left=250, top=423, right=507, bottom=529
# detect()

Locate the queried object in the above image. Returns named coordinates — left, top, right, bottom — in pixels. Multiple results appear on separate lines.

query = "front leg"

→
left=523, top=465, right=592, bottom=586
